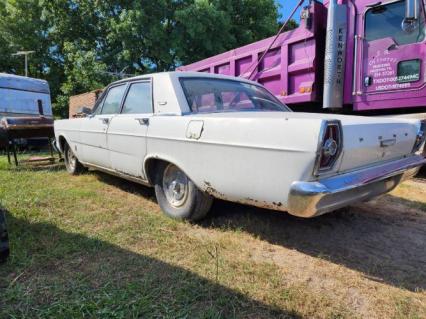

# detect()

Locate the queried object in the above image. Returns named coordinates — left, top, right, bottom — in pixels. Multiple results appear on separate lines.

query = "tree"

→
left=109, top=0, right=281, bottom=68
left=280, top=19, right=298, bottom=32
left=0, top=0, right=65, bottom=104
left=0, top=0, right=283, bottom=118
left=54, top=42, right=111, bottom=118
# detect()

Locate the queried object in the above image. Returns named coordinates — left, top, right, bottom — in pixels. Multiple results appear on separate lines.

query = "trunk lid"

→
left=336, top=116, right=419, bottom=172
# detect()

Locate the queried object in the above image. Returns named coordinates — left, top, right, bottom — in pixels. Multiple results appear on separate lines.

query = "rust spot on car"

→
left=236, top=198, right=284, bottom=211
left=203, top=182, right=284, bottom=211
left=203, top=181, right=225, bottom=197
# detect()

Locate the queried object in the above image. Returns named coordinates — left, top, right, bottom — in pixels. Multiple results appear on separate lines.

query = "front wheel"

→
left=64, top=143, right=86, bottom=175
left=154, top=162, right=213, bottom=221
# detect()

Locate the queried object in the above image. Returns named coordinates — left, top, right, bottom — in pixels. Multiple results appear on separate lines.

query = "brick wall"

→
left=69, top=89, right=103, bottom=118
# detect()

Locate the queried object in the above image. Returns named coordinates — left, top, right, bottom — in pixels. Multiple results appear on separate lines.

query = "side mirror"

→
left=402, top=0, right=420, bottom=33
left=76, top=106, right=92, bottom=117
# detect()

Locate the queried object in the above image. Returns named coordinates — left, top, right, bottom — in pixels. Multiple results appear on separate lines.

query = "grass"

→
left=390, top=182, right=426, bottom=213
left=0, top=154, right=425, bottom=318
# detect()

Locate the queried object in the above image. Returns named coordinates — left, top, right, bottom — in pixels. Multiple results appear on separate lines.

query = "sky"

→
left=277, top=0, right=323, bottom=23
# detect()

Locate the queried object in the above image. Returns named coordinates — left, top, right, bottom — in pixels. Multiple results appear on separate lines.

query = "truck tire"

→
left=64, top=142, right=86, bottom=175
left=154, top=162, right=213, bottom=221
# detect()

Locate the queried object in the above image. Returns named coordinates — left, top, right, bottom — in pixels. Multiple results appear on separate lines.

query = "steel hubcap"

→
left=163, top=165, right=189, bottom=207
left=67, top=148, right=76, bottom=170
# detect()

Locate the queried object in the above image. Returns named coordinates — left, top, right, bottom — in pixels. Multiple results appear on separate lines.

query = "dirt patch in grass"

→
left=0, top=157, right=425, bottom=318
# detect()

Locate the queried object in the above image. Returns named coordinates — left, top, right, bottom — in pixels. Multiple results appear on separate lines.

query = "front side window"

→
left=101, top=84, right=127, bottom=115
left=365, top=0, right=425, bottom=45
left=122, top=82, right=152, bottom=114
left=180, top=78, right=289, bottom=113
left=92, top=94, right=105, bottom=115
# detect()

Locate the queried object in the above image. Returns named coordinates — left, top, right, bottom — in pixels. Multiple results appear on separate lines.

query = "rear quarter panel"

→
left=146, top=114, right=323, bottom=210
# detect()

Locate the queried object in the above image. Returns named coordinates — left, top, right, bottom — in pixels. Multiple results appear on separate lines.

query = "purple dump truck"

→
left=178, top=0, right=426, bottom=115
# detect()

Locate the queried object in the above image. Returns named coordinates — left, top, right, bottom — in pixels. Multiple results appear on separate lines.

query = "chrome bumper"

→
left=287, top=155, right=426, bottom=218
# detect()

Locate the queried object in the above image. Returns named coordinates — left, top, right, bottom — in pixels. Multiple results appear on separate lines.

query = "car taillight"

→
left=413, top=131, right=426, bottom=153
left=412, top=121, right=425, bottom=153
left=315, top=120, right=342, bottom=175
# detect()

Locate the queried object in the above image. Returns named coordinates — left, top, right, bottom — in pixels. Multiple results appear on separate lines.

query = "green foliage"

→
left=0, top=0, right=296, bottom=118
left=282, top=19, right=299, bottom=32
left=54, top=42, right=111, bottom=118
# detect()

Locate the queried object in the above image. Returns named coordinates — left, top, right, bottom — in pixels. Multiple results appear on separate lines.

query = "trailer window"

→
left=180, top=78, right=289, bottom=113
left=365, top=0, right=425, bottom=45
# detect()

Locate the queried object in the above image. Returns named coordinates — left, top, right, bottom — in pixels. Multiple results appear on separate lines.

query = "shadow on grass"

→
left=0, top=210, right=298, bottom=318
left=384, top=193, right=426, bottom=213
left=417, top=164, right=426, bottom=176
left=94, top=171, right=156, bottom=202
left=83, top=171, right=426, bottom=292
left=199, top=197, right=426, bottom=292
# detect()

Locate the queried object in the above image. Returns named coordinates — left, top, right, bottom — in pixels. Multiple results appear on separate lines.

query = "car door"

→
left=107, top=80, right=153, bottom=179
left=79, top=83, right=127, bottom=168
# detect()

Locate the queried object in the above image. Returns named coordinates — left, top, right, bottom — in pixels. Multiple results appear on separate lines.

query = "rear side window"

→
left=122, top=82, right=152, bottom=114
left=101, top=84, right=127, bottom=114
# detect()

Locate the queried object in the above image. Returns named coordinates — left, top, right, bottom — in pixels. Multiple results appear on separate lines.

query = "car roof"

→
left=110, top=71, right=260, bottom=87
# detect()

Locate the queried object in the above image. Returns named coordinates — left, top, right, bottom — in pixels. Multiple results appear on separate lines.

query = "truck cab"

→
left=345, top=0, right=426, bottom=112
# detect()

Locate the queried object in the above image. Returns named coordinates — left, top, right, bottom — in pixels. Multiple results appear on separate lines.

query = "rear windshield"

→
left=180, top=78, right=290, bottom=113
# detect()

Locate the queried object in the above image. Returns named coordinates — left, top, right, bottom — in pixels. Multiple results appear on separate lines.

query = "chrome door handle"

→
left=99, top=118, right=109, bottom=124
left=135, top=118, right=149, bottom=125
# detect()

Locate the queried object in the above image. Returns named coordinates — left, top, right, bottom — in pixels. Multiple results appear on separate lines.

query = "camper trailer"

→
left=0, top=73, right=52, bottom=118
left=0, top=73, right=54, bottom=162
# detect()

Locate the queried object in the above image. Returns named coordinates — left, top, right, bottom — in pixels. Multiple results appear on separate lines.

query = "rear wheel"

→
left=64, top=143, right=86, bottom=175
left=154, top=162, right=213, bottom=221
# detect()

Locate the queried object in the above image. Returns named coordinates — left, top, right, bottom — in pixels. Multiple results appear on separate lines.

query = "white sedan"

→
left=54, top=72, right=426, bottom=220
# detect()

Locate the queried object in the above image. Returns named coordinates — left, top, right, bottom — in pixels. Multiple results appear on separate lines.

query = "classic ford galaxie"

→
left=54, top=72, right=426, bottom=220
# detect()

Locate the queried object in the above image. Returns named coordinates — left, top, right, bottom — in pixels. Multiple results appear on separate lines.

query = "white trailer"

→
left=0, top=73, right=52, bottom=118
left=0, top=73, right=55, bottom=165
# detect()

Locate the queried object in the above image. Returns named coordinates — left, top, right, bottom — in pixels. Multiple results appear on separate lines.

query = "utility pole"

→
left=12, top=51, right=35, bottom=77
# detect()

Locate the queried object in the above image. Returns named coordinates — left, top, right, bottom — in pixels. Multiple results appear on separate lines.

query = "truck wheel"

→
left=154, top=162, right=213, bottom=221
left=64, top=143, right=86, bottom=175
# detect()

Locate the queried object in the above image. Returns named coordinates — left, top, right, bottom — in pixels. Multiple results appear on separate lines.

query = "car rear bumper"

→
left=287, top=155, right=426, bottom=218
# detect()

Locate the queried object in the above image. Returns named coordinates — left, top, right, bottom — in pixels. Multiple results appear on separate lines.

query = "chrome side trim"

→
left=289, top=155, right=425, bottom=218
left=82, top=162, right=152, bottom=187
left=352, top=34, right=360, bottom=96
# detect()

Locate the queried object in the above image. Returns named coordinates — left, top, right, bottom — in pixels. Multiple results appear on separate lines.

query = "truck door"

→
left=354, top=0, right=426, bottom=111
